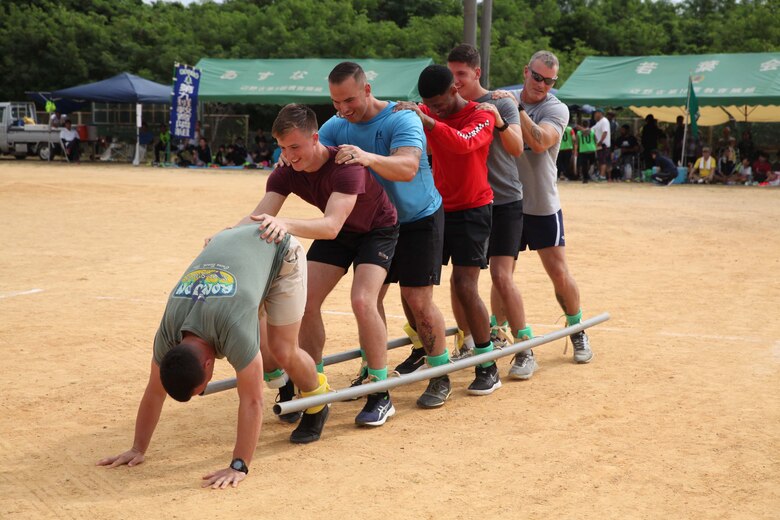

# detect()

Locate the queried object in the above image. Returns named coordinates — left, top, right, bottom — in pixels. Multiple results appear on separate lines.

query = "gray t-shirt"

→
left=511, top=91, right=569, bottom=216
left=475, top=92, right=523, bottom=205
left=153, top=225, right=288, bottom=372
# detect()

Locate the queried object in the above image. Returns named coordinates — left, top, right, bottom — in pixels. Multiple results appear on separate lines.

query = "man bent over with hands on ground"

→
left=98, top=225, right=328, bottom=489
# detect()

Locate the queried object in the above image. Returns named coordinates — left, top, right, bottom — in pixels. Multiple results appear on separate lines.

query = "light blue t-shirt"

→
left=319, top=102, right=442, bottom=224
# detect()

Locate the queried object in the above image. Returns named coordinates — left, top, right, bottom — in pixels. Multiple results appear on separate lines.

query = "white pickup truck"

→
left=0, top=102, right=61, bottom=160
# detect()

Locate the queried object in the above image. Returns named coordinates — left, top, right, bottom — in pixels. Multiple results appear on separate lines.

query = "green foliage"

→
left=0, top=0, right=777, bottom=100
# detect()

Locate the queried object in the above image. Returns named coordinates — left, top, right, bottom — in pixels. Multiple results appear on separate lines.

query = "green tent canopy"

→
left=556, top=53, right=780, bottom=125
left=194, top=58, right=433, bottom=104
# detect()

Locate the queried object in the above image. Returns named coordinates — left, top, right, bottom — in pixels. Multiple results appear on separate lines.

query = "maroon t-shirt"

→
left=266, top=146, right=397, bottom=233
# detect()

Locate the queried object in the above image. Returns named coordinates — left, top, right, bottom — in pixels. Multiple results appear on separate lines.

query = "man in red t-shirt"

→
left=230, top=104, right=400, bottom=428
left=395, top=65, right=501, bottom=396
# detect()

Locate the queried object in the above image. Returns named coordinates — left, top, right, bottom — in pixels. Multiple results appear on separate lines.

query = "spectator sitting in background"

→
left=252, top=139, right=272, bottom=166
left=233, top=137, right=249, bottom=163
left=194, top=138, right=212, bottom=166
left=735, top=157, right=753, bottom=185
left=752, top=153, right=771, bottom=184
left=771, top=153, right=780, bottom=172
left=690, top=147, right=716, bottom=183
left=59, top=119, right=80, bottom=163
left=213, top=144, right=229, bottom=166
left=226, top=144, right=245, bottom=166
left=713, top=146, right=738, bottom=184
left=650, top=149, right=677, bottom=184
left=49, top=111, right=63, bottom=129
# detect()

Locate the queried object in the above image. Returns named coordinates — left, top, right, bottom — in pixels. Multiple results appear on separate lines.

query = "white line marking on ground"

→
left=95, top=296, right=166, bottom=304
left=0, top=288, right=44, bottom=299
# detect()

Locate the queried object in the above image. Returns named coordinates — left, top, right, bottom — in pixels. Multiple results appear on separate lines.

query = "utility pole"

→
left=463, top=0, right=477, bottom=46
left=479, top=0, right=492, bottom=88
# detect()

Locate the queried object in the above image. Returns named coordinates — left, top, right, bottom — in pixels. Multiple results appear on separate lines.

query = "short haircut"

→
left=328, top=61, right=366, bottom=85
left=159, top=344, right=205, bottom=402
left=418, top=65, right=454, bottom=99
left=529, top=50, right=559, bottom=70
left=702, top=147, right=711, bottom=152
left=447, top=43, right=480, bottom=68
left=272, top=103, right=318, bottom=138
left=621, top=123, right=630, bottom=130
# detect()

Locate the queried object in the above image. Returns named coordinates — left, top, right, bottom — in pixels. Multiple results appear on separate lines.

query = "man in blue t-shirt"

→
left=320, top=62, right=451, bottom=409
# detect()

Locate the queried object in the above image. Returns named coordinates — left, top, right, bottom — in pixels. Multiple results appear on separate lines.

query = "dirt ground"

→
left=0, top=160, right=777, bottom=519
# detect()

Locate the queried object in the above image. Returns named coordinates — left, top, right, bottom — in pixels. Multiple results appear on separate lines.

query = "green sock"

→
left=360, top=349, right=367, bottom=361
left=426, top=351, right=450, bottom=367
left=566, top=309, right=583, bottom=326
left=474, top=342, right=495, bottom=368
left=490, top=315, right=498, bottom=327
left=367, top=366, right=388, bottom=382
left=515, top=325, right=533, bottom=341
left=263, top=368, right=284, bottom=382
left=315, top=361, right=324, bottom=374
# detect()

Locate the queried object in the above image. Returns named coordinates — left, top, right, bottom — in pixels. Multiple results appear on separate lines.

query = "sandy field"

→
left=0, top=160, right=778, bottom=519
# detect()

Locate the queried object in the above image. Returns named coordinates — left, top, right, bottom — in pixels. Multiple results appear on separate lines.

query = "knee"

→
left=490, top=268, right=514, bottom=292
left=351, top=292, right=375, bottom=318
left=270, top=344, right=293, bottom=367
left=547, top=263, right=570, bottom=287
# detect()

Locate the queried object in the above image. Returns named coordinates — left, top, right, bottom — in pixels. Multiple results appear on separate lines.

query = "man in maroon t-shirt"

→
left=231, top=104, right=400, bottom=428
left=395, top=65, right=502, bottom=396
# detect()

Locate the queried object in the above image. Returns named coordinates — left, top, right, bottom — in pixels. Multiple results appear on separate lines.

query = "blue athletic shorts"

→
left=520, top=209, right=565, bottom=251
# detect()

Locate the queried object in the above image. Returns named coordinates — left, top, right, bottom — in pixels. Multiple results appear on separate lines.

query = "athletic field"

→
left=1, top=161, right=777, bottom=519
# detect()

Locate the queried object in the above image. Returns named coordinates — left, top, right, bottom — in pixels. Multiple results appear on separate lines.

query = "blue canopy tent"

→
left=51, top=72, right=171, bottom=104
left=51, top=73, right=171, bottom=163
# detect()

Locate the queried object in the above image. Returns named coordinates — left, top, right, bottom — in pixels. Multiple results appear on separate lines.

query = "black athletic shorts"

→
left=443, top=203, right=491, bottom=268
left=520, top=209, right=566, bottom=251
left=307, top=224, right=399, bottom=272
left=386, top=204, right=444, bottom=287
left=488, top=199, right=523, bottom=259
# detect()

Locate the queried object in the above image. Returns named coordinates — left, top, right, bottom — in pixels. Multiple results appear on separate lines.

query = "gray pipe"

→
left=274, top=313, right=610, bottom=415
left=201, top=326, right=460, bottom=396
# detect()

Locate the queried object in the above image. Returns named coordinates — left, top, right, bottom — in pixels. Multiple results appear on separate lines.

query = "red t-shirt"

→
left=266, top=146, right=397, bottom=233
left=421, top=101, right=495, bottom=212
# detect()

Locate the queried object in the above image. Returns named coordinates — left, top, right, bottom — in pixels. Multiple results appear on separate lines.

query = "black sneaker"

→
left=355, top=391, right=396, bottom=426
left=466, top=363, right=502, bottom=396
left=416, top=375, right=452, bottom=409
left=393, top=347, right=426, bottom=375
left=344, top=364, right=368, bottom=401
left=290, top=404, right=330, bottom=444
left=275, top=378, right=303, bottom=424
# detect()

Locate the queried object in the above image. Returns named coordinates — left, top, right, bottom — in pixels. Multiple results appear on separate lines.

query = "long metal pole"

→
left=201, top=326, right=460, bottom=396
left=274, top=313, right=610, bottom=415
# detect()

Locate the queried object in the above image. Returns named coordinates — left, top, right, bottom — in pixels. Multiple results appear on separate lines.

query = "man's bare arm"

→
left=253, top=191, right=357, bottom=243
left=202, top=352, right=264, bottom=489
left=97, top=360, right=167, bottom=468
left=520, top=111, right=561, bottom=153
left=335, top=145, right=421, bottom=182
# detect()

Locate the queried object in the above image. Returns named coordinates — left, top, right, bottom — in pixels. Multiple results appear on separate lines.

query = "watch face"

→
left=231, top=459, right=244, bottom=471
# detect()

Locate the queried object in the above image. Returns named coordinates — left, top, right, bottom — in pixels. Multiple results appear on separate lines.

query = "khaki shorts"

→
left=263, top=236, right=307, bottom=326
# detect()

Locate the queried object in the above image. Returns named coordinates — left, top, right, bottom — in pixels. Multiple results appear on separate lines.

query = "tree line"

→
left=1, top=0, right=777, bottom=102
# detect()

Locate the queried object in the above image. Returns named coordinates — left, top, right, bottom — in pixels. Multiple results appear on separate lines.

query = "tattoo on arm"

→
left=390, top=146, right=422, bottom=159
left=531, top=125, right=543, bottom=144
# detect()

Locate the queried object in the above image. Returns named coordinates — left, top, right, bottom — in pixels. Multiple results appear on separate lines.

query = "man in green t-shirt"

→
left=576, top=120, right=597, bottom=184
left=97, top=225, right=329, bottom=489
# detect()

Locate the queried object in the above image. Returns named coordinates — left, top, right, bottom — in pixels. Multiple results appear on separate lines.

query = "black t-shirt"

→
left=617, top=135, right=639, bottom=154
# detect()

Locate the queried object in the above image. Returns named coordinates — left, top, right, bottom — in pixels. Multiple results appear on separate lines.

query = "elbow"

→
left=529, top=142, right=547, bottom=154
left=323, top=222, right=342, bottom=240
left=398, top=167, right=417, bottom=182
left=508, top=145, right=523, bottom=157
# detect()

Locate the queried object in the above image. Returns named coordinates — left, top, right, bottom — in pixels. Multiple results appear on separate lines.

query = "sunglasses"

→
left=529, top=68, right=557, bottom=86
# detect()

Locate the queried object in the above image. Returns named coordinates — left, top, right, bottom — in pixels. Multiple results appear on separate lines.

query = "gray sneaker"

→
left=570, top=331, right=593, bottom=364
left=416, top=375, right=452, bottom=409
left=508, top=350, right=538, bottom=380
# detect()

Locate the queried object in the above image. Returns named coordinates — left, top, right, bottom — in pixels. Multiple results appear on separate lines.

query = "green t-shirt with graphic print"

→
left=153, top=224, right=289, bottom=372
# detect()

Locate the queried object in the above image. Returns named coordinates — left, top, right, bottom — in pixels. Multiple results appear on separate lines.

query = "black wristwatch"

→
left=496, top=120, right=509, bottom=132
left=230, top=458, right=249, bottom=474
left=517, top=103, right=525, bottom=112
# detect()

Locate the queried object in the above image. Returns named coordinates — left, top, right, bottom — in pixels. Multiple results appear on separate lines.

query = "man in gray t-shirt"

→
left=98, top=225, right=330, bottom=489
left=495, top=50, right=594, bottom=377
left=447, top=44, right=533, bottom=365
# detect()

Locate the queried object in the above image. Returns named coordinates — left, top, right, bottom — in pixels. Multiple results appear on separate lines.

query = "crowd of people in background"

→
left=555, top=111, right=780, bottom=187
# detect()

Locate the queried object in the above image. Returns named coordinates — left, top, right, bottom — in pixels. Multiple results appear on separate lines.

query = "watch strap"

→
left=230, top=457, right=249, bottom=474
left=496, top=120, right=509, bottom=132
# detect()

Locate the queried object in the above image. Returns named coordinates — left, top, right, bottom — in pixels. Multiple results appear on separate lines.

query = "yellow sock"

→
left=301, top=373, right=329, bottom=414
